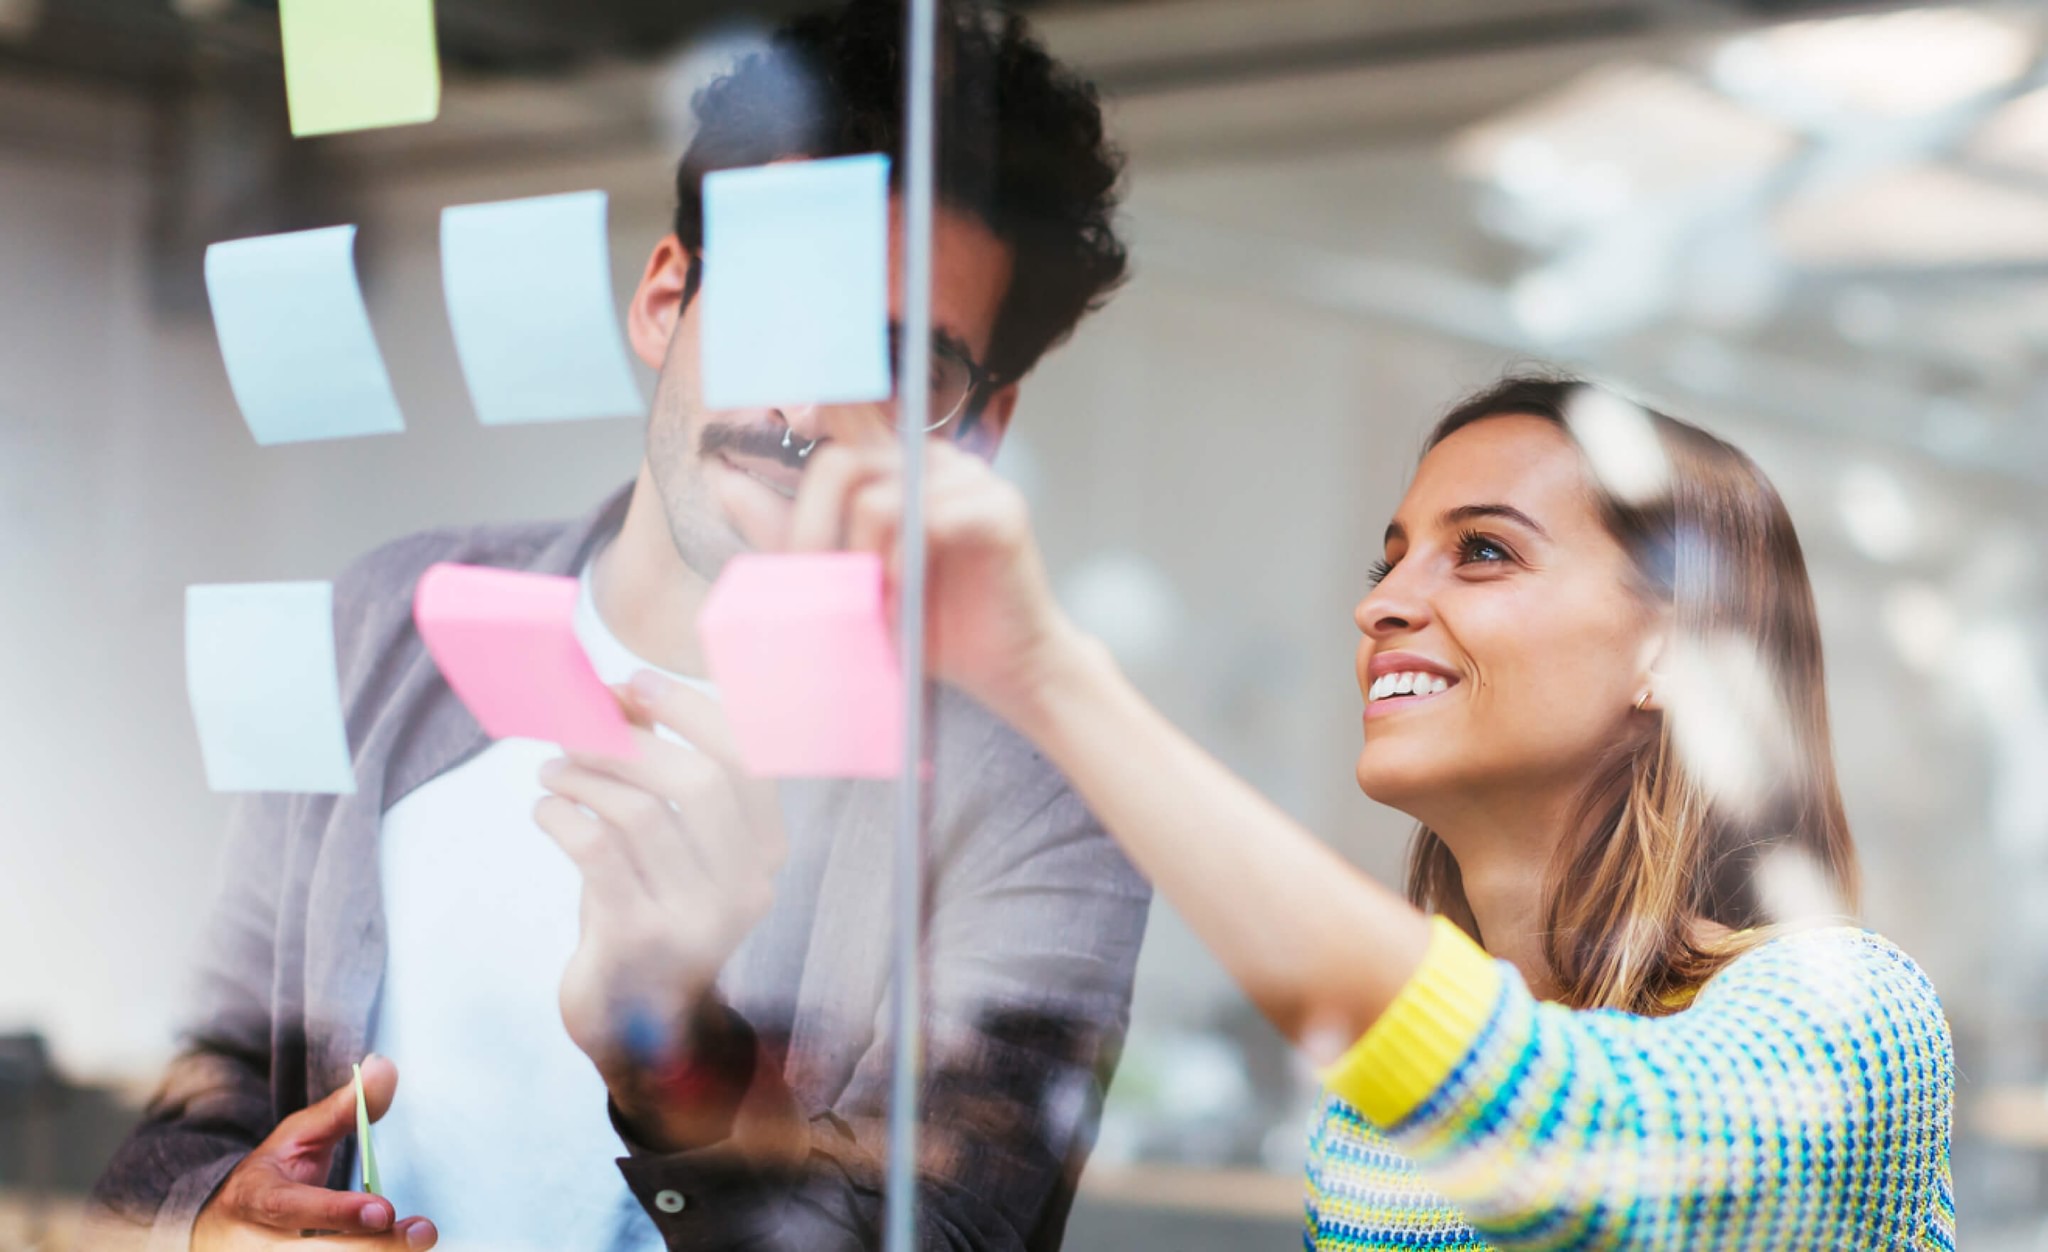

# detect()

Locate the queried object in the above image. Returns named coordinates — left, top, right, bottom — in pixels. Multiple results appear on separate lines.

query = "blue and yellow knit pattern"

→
left=1305, top=921, right=1955, bottom=1250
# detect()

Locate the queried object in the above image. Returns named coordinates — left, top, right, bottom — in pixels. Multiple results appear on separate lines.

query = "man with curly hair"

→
left=89, top=2, right=1147, bottom=1248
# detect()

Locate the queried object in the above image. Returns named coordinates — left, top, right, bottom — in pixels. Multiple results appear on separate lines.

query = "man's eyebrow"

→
left=895, top=322, right=982, bottom=368
left=933, top=328, right=976, bottom=362
left=1382, top=503, right=1550, bottom=546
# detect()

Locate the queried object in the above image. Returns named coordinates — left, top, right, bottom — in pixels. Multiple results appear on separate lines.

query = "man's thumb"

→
left=356, top=1053, right=400, bottom=1123
left=289, top=1054, right=401, bottom=1147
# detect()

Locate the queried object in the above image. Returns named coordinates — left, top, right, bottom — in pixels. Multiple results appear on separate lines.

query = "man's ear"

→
left=955, top=383, right=1020, bottom=461
left=628, top=235, right=695, bottom=371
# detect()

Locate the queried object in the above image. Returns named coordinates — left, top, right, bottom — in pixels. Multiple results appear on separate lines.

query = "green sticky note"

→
left=281, top=0, right=441, bottom=138
left=353, top=1063, right=381, bottom=1196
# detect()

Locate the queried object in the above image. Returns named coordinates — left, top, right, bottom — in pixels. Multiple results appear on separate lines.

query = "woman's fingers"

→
left=786, top=445, right=892, bottom=553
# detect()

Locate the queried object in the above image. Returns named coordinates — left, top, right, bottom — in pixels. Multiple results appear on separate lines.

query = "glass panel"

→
left=12, top=1, right=2047, bottom=1249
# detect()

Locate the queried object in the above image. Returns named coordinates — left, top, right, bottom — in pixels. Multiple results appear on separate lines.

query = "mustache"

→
left=699, top=422, right=815, bottom=472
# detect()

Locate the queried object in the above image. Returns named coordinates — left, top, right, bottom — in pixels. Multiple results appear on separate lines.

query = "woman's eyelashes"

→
left=1455, top=528, right=1514, bottom=569
left=1365, top=530, right=1517, bottom=588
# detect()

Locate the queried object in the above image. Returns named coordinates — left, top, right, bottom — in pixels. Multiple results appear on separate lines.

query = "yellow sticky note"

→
left=281, top=0, right=441, bottom=138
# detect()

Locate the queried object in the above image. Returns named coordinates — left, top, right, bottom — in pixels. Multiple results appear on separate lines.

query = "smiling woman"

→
left=1369, top=377, right=1862, bottom=1017
left=784, top=371, right=1955, bottom=1250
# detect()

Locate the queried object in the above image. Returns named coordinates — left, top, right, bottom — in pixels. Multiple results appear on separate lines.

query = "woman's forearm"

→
left=1001, top=625, right=1433, bottom=1048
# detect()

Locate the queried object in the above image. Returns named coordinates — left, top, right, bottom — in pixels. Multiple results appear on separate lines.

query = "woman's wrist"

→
left=987, top=615, right=1118, bottom=748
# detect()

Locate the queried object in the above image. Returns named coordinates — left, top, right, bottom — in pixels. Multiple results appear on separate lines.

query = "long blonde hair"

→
left=1404, top=377, right=1859, bottom=1015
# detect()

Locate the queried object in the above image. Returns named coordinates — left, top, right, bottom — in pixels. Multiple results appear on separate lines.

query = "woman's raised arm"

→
left=783, top=441, right=1432, bottom=1048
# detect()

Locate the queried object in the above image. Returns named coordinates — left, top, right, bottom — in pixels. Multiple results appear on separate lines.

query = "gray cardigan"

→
left=89, top=487, right=1151, bottom=1250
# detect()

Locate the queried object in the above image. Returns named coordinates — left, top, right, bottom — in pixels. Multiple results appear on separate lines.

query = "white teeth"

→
left=1370, top=671, right=1455, bottom=702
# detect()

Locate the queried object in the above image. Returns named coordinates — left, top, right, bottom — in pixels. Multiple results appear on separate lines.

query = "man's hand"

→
left=534, top=673, right=788, bottom=1127
left=192, top=1055, right=436, bottom=1249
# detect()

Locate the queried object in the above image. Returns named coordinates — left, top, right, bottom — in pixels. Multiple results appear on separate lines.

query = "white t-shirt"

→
left=364, top=562, right=708, bottom=1252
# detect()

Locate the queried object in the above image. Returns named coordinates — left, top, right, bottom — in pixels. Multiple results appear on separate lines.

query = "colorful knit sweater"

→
left=1304, top=920, right=1955, bottom=1250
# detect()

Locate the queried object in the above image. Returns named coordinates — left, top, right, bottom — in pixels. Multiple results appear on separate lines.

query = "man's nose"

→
left=776, top=400, right=891, bottom=449
left=778, top=401, right=828, bottom=446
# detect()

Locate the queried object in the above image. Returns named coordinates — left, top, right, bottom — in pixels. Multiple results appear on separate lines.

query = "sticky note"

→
left=698, top=553, right=902, bottom=778
left=413, top=563, right=638, bottom=757
left=701, top=155, right=891, bottom=410
left=353, top=1063, right=381, bottom=1196
left=280, top=0, right=441, bottom=138
left=205, top=226, right=407, bottom=446
left=185, top=582, right=357, bottom=794
left=440, top=191, right=645, bottom=426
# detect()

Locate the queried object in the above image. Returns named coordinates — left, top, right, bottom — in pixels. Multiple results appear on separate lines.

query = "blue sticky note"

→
left=441, top=190, right=645, bottom=425
left=701, top=155, right=891, bottom=409
left=205, top=226, right=407, bottom=446
left=185, top=582, right=357, bottom=795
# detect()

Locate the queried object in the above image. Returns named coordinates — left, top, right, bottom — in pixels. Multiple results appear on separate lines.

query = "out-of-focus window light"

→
left=1830, top=285, right=1902, bottom=347
left=1449, top=64, right=1794, bottom=247
left=1712, top=8, right=2038, bottom=122
left=1835, top=462, right=1919, bottom=563
left=1921, top=395, right=1997, bottom=460
left=1883, top=581, right=1958, bottom=675
left=1968, top=82, right=2048, bottom=177
left=1060, top=550, right=1184, bottom=674
left=1772, top=164, right=2048, bottom=268
left=0, top=0, right=42, bottom=42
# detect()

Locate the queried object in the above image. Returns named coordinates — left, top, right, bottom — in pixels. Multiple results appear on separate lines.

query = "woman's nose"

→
left=1355, top=579, right=1428, bottom=638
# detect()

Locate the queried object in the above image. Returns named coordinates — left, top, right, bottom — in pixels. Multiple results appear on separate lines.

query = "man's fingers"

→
left=607, top=675, right=788, bottom=861
left=287, top=1216, right=439, bottom=1248
left=242, top=1178, right=395, bottom=1235
left=533, top=794, right=655, bottom=909
left=278, top=1056, right=390, bottom=1154
left=357, top=1053, right=399, bottom=1124
left=538, top=760, right=716, bottom=893
left=618, top=678, right=740, bottom=767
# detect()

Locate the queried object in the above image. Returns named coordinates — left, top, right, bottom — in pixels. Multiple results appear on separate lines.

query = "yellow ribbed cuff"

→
left=1323, top=916, right=1503, bottom=1128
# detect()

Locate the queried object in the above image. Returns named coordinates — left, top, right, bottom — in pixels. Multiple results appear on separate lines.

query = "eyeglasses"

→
left=680, top=256, right=998, bottom=435
left=889, top=323, right=1000, bottom=434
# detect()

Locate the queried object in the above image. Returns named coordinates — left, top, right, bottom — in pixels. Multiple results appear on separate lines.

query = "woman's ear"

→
left=1634, top=607, right=1675, bottom=713
left=627, top=235, right=695, bottom=371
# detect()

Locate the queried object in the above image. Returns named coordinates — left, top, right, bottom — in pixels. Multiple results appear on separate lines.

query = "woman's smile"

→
left=1363, top=650, right=1463, bottom=721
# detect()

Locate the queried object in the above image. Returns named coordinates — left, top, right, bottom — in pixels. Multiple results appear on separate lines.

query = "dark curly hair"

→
left=672, top=0, right=1128, bottom=385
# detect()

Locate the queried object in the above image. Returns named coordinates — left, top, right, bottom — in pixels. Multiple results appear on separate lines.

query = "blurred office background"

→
left=6, top=0, right=2048, bottom=1246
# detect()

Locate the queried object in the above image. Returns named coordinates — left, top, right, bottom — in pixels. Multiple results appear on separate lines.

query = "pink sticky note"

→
left=413, top=563, right=637, bottom=757
left=698, top=553, right=902, bottom=778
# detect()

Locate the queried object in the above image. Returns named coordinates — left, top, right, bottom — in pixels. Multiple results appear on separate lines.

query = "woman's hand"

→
left=784, top=441, right=1088, bottom=725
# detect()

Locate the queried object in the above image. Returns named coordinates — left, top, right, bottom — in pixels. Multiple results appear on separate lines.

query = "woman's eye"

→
left=1366, top=559, right=1393, bottom=587
left=1458, top=532, right=1511, bottom=566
